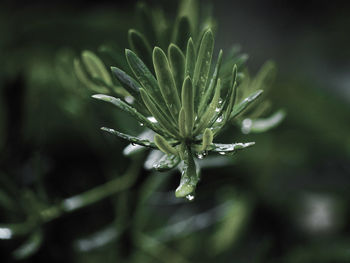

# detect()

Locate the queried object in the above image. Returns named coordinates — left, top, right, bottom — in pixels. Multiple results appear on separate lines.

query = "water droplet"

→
left=241, top=118, right=252, bottom=134
left=216, top=116, right=223, bottom=123
left=218, top=99, right=223, bottom=105
left=139, top=122, right=144, bottom=127
left=219, top=151, right=226, bottom=155
left=125, top=96, right=134, bottom=104
left=215, top=107, right=220, bottom=112
left=147, top=116, right=157, bottom=123
left=196, top=151, right=208, bottom=159
left=186, top=194, right=195, bottom=201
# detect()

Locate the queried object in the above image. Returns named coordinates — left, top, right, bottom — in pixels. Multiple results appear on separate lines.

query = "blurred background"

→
left=1, top=0, right=349, bottom=262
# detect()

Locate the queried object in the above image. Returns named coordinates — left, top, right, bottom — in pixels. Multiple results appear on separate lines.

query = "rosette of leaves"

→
left=93, top=29, right=262, bottom=199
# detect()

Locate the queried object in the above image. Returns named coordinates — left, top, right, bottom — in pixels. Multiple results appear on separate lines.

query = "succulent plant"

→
left=92, top=28, right=263, bottom=199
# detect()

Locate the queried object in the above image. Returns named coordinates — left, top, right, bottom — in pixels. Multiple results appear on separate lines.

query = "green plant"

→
left=92, top=29, right=263, bottom=199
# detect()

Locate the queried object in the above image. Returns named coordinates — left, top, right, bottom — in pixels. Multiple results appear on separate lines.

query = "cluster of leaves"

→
left=73, top=1, right=284, bottom=199
left=92, top=30, right=262, bottom=198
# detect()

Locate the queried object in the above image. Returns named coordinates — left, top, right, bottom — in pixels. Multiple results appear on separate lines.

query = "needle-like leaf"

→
left=230, top=90, right=263, bottom=120
left=208, top=142, right=255, bottom=154
left=178, top=108, right=187, bottom=138
left=154, top=134, right=178, bottom=155
left=185, top=38, right=196, bottom=79
left=81, top=50, right=112, bottom=86
left=128, top=29, right=153, bottom=69
left=181, top=76, right=194, bottom=136
left=74, top=58, right=108, bottom=93
left=153, top=47, right=181, bottom=119
left=192, top=29, right=214, bottom=111
left=200, top=128, right=213, bottom=152
left=102, top=127, right=157, bottom=148
left=126, top=49, right=171, bottom=118
left=140, top=89, right=179, bottom=136
left=198, top=49, right=223, bottom=116
left=168, top=44, right=185, bottom=96
left=153, top=154, right=181, bottom=171
left=92, top=94, right=163, bottom=135
left=194, top=78, right=221, bottom=135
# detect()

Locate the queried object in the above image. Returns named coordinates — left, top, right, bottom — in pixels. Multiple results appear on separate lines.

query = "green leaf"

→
left=208, top=142, right=255, bottom=155
left=125, top=49, right=170, bottom=116
left=140, top=89, right=179, bottom=137
left=185, top=38, right=196, bottom=79
left=12, top=230, right=43, bottom=260
left=230, top=90, right=263, bottom=120
left=128, top=29, right=153, bottom=69
left=110, top=66, right=141, bottom=99
left=168, top=44, right=185, bottom=96
left=74, top=58, right=108, bottom=93
left=178, top=108, right=186, bottom=138
left=175, top=148, right=198, bottom=198
left=194, top=78, right=221, bottom=135
left=198, top=49, right=223, bottom=116
left=153, top=154, right=180, bottom=171
left=200, top=128, right=213, bottom=152
left=123, top=130, right=155, bottom=156
left=92, top=94, right=163, bottom=135
left=154, top=134, right=178, bottom=155
left=172, top=16, right=191, bottom=52
left=81, top=50, right=112, bottom=86
left=181, top=76, right=194, bottom=136
left=101, top=127, right=157, bottom=148
left=153, top=47, right=181, bottom=119
left=240, top=109, right=286, bottom=134
left=222, top=65, right=237, bottom=124
left=193, top=29, right=214, bottom=111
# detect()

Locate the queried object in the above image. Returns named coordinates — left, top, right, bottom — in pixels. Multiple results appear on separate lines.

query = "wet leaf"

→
left=153, top=47, right=181, bottom=119
left=175, top=150, right=198, bottom=198
left=185, top=38, right=196, bottom=79
left=92, top=94, right=163, bottom=135
left=153, top=154, right=180, bottom=172
left=200, top=128, right=213, bottom=152
left=194, top=78, right=221, bottom=135
left=154, top=134, right=178, bottom=156
left=101, top=127, right=157, bottom=149
left=181, top=76, right=194, bottom=135
left=193, top=29, right=214, bottom=111
left=198, top=49, right=223, bottom=116
left=140, top=89, right=179, bottom=136
left=230, top=90, right=263, bottom=120
left=208, top=142, right=255, bottom=154
left=168, top=44, right=185, bottom=96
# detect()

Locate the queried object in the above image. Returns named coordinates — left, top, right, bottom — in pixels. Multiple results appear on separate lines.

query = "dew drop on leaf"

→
left=196, top=151, right=208, bottom=159
left=186, top=194, right=195, bottom=201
